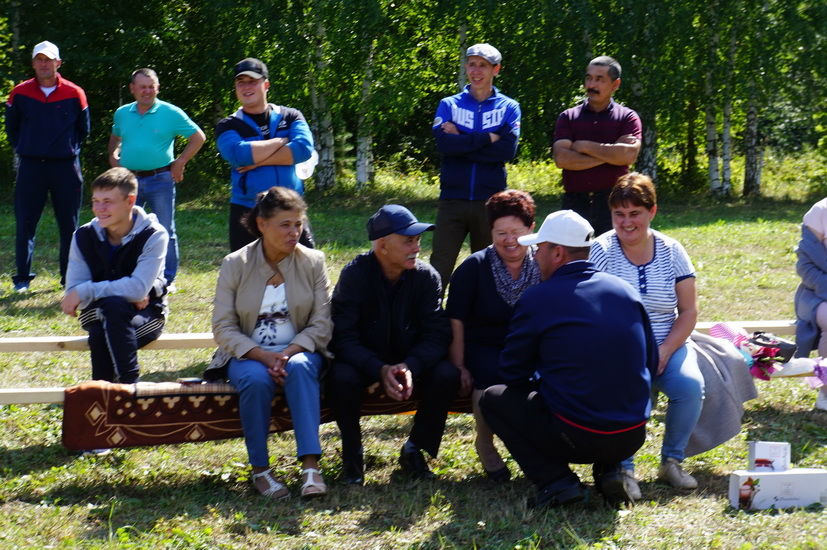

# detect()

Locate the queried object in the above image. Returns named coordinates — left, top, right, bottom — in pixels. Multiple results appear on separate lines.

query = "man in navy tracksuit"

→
left=215, top=58, right=315, bottom=252
left=430, top=43, right=521, bottom=288
left=5, top=41, right=90, bottom=292
left=480, top=210, right=657, bottom=509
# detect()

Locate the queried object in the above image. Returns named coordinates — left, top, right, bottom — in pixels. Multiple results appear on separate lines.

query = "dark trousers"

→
left=480, top=384, right=646, bottom=488
left=562, top=189, right=612, bottom=237
left=327, top=359, right=460, bottom=459
left=429, top=199, right=492, bottom=289
left=229, top=203, right=315, bottom=252
left=79, top=296, right=165, bottom=383
left=14, top=156, right=83, bottom=285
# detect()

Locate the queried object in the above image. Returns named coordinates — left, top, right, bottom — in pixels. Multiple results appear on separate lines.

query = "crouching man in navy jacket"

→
left=480, top=210, right=657, bottom=509
left=61, top=167, right=168, bottom=383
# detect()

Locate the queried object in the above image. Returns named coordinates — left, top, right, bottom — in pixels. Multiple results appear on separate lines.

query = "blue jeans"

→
left=622, top=343, right=705, bottom=469
left=136, top=171, right=178, bottom=283
left=14, top=156, right=83, bottom=285
left=228, top=352, right=322, bottom=467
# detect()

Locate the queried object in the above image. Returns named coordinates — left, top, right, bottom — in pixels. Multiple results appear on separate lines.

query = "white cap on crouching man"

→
left=517, top=209, right=594, bottom=247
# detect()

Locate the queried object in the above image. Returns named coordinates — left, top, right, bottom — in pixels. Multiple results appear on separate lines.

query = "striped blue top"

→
left=590, top=229, right=695, bottom=344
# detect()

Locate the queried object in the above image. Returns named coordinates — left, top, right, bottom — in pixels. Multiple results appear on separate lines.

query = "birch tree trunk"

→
left=356, top=40, right=375, bottom=188
left=720, top=99, right=732, bottom=195
left=681, top=99, right=698, bottom=181
left=456, top=23, right=467, bottom=92
left=705, top=103, right=721, bottom=194
left=309, top=18, right=336, bottom=190
left=743, top=100, right=762, bottom=196
left=638, top=118, right=657, bottom=180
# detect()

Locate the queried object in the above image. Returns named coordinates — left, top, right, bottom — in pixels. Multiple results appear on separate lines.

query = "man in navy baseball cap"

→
left=328, top=204, right=457, bottom=484
left=366, top=204, right=435, bottom=240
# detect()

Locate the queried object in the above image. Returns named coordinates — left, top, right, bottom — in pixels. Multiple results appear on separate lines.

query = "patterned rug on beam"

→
left=62, top=380, right=471, bottom=450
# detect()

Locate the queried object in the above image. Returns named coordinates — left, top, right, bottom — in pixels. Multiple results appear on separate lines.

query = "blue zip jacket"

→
left=215, top=104, right=314, bottom=207
left=432, top=85, right=521, bottom=201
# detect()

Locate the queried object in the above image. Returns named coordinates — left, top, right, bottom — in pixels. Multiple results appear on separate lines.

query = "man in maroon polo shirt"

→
left=553, top=56, right=641, bottom=236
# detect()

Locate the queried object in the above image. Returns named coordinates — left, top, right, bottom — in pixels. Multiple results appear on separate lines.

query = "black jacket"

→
left=330, top=252, right=450, bottom=378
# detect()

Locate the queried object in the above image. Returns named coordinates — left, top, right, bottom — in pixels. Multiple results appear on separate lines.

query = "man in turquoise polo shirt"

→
left=107, top=68, right=205, bottom=286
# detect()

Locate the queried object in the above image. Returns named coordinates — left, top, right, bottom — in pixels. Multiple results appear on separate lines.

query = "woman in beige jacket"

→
left=210, top=186, right=331, bottom=499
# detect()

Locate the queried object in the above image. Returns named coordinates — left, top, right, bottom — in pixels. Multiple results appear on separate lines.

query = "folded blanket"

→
left=685, top=332, right=758, bottom=457
left=62, top=380, right=471, bottom=450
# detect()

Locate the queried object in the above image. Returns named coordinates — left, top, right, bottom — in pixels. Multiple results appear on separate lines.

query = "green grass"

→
left=1, top=164, right=826, bottom=549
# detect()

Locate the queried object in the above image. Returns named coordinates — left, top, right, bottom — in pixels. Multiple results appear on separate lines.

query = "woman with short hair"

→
left=446, top=189, right=541, bottom=480
left=590, top=172, right=703, bottom=499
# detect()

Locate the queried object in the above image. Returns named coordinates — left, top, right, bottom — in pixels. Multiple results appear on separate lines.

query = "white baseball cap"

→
left=32, top=41, right=60, bottom=60
left=518, top=210, right=594, bottom=247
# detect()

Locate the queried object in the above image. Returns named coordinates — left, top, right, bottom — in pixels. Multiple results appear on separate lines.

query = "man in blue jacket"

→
left=215, top=58, right=315, bottom=251
left=430, top=43, right=521, bottom=288
left=5, top=41, right=90, bottom=292
left=480, top=209, right=657, bottom=509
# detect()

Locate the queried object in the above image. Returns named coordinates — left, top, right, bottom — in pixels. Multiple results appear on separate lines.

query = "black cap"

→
left=367, top=205, right=435, bottom=240
left=234, top=58, right=268, bottom=79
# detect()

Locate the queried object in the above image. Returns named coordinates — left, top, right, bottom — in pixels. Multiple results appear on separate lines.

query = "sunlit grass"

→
left=1, top=161, right=825, bottom=548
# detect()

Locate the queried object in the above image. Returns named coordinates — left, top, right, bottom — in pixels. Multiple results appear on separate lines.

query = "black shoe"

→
left=341, top=456, right=364, bottom=485
left=485, top=466, right=511, bottom=482
left=398, top=447, right=436, bottom=480
left=595, top=469, right=632, bottom=507
left=529, top=478, right=587, bottom=509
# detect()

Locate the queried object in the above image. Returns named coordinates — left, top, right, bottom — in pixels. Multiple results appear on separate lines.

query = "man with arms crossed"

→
left=480, top=210, right=657, bottom=509
left=216, top=58, right=315, bottom=252
left=61, top=167, right=168, bottom=384
left=108, top=68, right=205, bottom=287
left=553, top=56, right=641, bottom=236
left=430, top=43, right=521, bottom=288
left=329, top=205, right=459, bottom=484
left=6, top=40, right=90, bottom=292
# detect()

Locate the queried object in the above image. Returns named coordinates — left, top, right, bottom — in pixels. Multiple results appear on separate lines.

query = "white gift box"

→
left=748, top=441, right=791, bottom=472
left=729, top=469, right=827, bottom=510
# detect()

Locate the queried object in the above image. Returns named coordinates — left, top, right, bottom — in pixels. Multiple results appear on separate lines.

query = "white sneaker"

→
left=622, top=469, right=642, bottom=500
left=658, top=458, right=697, bottom=489
left=816, top=388, right=827, bottom=412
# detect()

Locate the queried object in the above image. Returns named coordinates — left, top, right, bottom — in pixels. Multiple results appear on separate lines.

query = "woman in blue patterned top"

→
left=446, top=190, right=541, bottom=481
left=589, top=172, right=703, bottom=498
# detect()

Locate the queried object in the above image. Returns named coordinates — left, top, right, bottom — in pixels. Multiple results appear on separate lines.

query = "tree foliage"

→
left=0, top=0, right=824, bottom=197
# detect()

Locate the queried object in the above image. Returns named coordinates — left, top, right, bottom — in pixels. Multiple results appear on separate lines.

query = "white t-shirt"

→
left=251, top=283, right=296, bottom=350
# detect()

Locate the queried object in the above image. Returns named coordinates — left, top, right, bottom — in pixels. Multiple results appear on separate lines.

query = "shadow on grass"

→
left=0, top=444, right=77, bottom=476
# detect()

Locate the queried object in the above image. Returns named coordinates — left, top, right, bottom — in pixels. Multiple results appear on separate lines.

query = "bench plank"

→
left=0, top=332, right=215, bottom=353
left=0, top=387, right=64, bottom=405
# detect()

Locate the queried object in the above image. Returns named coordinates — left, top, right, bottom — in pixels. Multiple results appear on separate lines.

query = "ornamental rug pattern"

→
left=62, top=380, right=471, bottom=450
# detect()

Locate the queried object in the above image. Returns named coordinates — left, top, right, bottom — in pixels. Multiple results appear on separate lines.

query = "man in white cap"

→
left=480, top=209, right=657, bottom=509
left=5, top=41, right=90, bottom=292
left=430, top=43, right=522, bottom=288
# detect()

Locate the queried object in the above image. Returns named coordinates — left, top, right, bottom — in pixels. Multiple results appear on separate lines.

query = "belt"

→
left=132, top=164, right=172, bottom=178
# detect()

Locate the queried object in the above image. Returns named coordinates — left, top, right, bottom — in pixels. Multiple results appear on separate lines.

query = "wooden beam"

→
left=0, top=332, right=216, bottom=353
left=694, top=320, right=795, bottom=336
left=0, top=387, right=64, bottom=405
